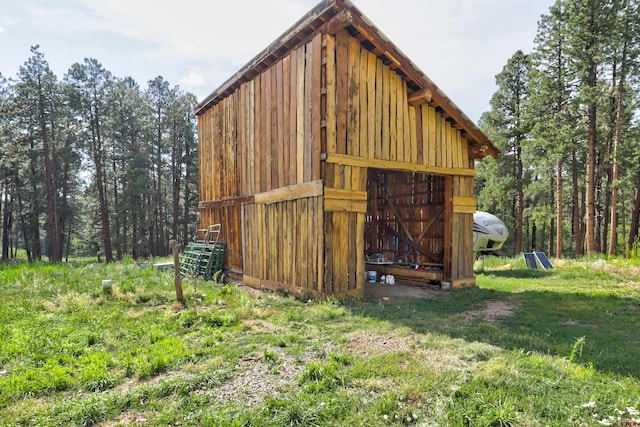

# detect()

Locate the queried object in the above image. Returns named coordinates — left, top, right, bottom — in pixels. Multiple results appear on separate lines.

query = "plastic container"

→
left=367, top=271, right=377, bottom=282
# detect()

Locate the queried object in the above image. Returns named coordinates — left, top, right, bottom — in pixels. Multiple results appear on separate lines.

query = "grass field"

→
left=0, top=257, right=639, bottom=426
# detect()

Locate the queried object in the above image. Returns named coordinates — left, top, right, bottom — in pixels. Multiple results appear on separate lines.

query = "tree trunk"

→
left=531, top=221, right=537, bottom=252
left=585, top=59, right=597, bottom=255
left=41, top=105, right=60, bottom=261
left=609, top=40, right=628, bottom=255
left=629, top=170, right=640, bottom=251
left=91, top=105, right=113, bottom=263
left=556, top=160, right=563, bottom=258
left=514, top=144, right=524, bottom=254
left=548, top=176, right=554, bottom=256
left=183, top=145, right=192, bottom=246
left=572, top=147, right=583, bottom=257
left=2, top=189, right=10, bottom=261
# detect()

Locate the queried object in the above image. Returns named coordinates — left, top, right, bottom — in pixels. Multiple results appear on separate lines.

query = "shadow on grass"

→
left=479, top=269, right=553, bottom=279
left=346, top=278, right=640, bottom=379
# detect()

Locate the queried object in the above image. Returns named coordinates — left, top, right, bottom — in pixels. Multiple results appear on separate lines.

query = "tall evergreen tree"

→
left=608, top=0, right=639, bottom=255
left=13, top=46, right=65, bottom=261
left=566, top=0, right=616, bottom=255
left=66, top=58, right=114, bottom=262
left=146, top=76, right=171, bottom=256
left=479, top=50, right=533, bottom=254
left=530, top=1, right=577, bottom=258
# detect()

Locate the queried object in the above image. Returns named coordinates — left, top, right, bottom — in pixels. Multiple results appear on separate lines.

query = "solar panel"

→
left=534, top=252, right=553, bottom=269
left=523, top=252, right=538, bottom=269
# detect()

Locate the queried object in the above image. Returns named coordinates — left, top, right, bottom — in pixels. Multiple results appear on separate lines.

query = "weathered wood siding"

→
left=198, top=28, right=480, bottom=293
left=451, top=176, right=477, bottom=286
left=198, top=34, right=324, bottom=281
left=242, top=182, right=324, bottom=296
left=323, top=31, right=476, bottom=288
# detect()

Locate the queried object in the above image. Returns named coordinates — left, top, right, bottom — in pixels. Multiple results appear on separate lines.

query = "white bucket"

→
left=367, top=271, right=377, bottom=282
left=102, top=279, right=112, bottom=293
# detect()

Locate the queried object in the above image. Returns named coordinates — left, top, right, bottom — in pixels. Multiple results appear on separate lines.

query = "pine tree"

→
left=566, top=0, right=616, bottom=255
left=65, top=58, right=114, bottom=262
left=530, top=1, right=578, bottom=258
left=479, top=51, right=533, bottom=255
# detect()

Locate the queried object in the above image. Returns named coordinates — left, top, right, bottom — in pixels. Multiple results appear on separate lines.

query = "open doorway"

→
left=365, top=169, right=447, bottom=285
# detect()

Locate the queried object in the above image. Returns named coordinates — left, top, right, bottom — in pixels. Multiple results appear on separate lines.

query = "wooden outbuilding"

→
left=195, top=0, right=498, bottom=298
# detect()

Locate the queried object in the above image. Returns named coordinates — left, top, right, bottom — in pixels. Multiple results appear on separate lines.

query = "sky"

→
left=0, top=0, right=556, bottom=123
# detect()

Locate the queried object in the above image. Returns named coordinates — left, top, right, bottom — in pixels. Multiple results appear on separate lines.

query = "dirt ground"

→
left=363, top=281, right=443, bottom=302
left=237, top=281, right=443, bottom=302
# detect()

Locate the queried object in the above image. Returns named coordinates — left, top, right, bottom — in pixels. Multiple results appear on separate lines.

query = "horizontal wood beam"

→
left=324, top=153, right=475, bottom=177
left=254, top=180, right=323, bottom=205
left=453, top=206, right=476, bottom=214
left=408, top=89, right=432, bottom=107
left=453, top=196, right=477, bottom=208
left=453, top=196, right=477, bottom=214
left=243, top=275, right=321, bottom=299
left=199, top=195, right=254, bottom=209
left=324, top=187, right=367, bottom=201
left=324, top=198, right=367, bottom=213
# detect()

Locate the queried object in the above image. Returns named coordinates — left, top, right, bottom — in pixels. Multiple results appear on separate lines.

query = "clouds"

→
left=1, top=0, right=553, bottom=122
left=179, top=70, right=204, bottom=89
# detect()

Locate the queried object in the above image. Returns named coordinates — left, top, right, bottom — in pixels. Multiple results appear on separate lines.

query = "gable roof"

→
left=195, top=0, right=498, bottom=158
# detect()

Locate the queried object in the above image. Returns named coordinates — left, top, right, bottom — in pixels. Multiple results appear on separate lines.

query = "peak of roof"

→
left=195, top=0, right=497, bottom=158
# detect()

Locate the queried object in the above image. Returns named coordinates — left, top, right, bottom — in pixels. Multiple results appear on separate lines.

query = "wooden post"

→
left=171, top=240, right=184, bottom=303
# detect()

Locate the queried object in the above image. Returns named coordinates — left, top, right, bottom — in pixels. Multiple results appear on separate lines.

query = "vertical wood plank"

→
left=248, top=80, right=256, bottom=195
left=300, top=198, right=309, bottom=288
left=457, top=130, right=463, bottom=169
left=356, top=212, right=365, bottom=292
left=263, top=72, right=271, bottom=191
left=461, top=135, right=469, bottom=168
left=255, top=75, right=263, bottom=192
left=316, top=196, right=324, bottom=294
left=336, top=30, right=348, bottom=155
left=367, top=51, right=376, bottom=160
left=283, top=56, right=291, bottom=187
left=443, top=175, right=453, bottom=281
left=275, top=60, right=284, bottom=188
left=239, top=84, right=247, bottom=196
left=264, top=72, right=272, bottom=191
left=403, top=81, right=411, bottom=163
left=428, top=106, right=437, bottom=167
left=359, top=47, right=369, bottom=158
left=389, top=72, right=397, bottom=161
left=270, top=66, right=279, bottom=189
left=324, top=211, right=334, bottom=294
left=311, top=34, right=322, bottom=181
left=381, top=64, right=390, bottom=160
left=296, top=45, right=306, bottom=184
left=289, top=49, right=298, bottom=185
left=291, top=201, right=298, bottom=288
left=309, top=197, right=317, bottom=290
left=351, top=165, right=361, bottom=192
left=348, top=213, right=357, bottom=289
left=347, top=35, right=360, bottom=157
left=410, top=106, right=419, bottom=164
left=334, top=212, right=348, bottom=292
left=396, top=76, right=404, bottom=162
left=304, top=41, right=313, bottom=183
left=375, top=58, right=383, bottom=160
left=325, top=35, right=337, bottom=156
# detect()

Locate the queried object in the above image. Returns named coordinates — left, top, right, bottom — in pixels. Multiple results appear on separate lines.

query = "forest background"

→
left=1, top=0, right=640, bottom=263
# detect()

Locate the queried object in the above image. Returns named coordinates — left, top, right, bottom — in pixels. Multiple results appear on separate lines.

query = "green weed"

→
left=1, top=258, right=639, bottom=426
